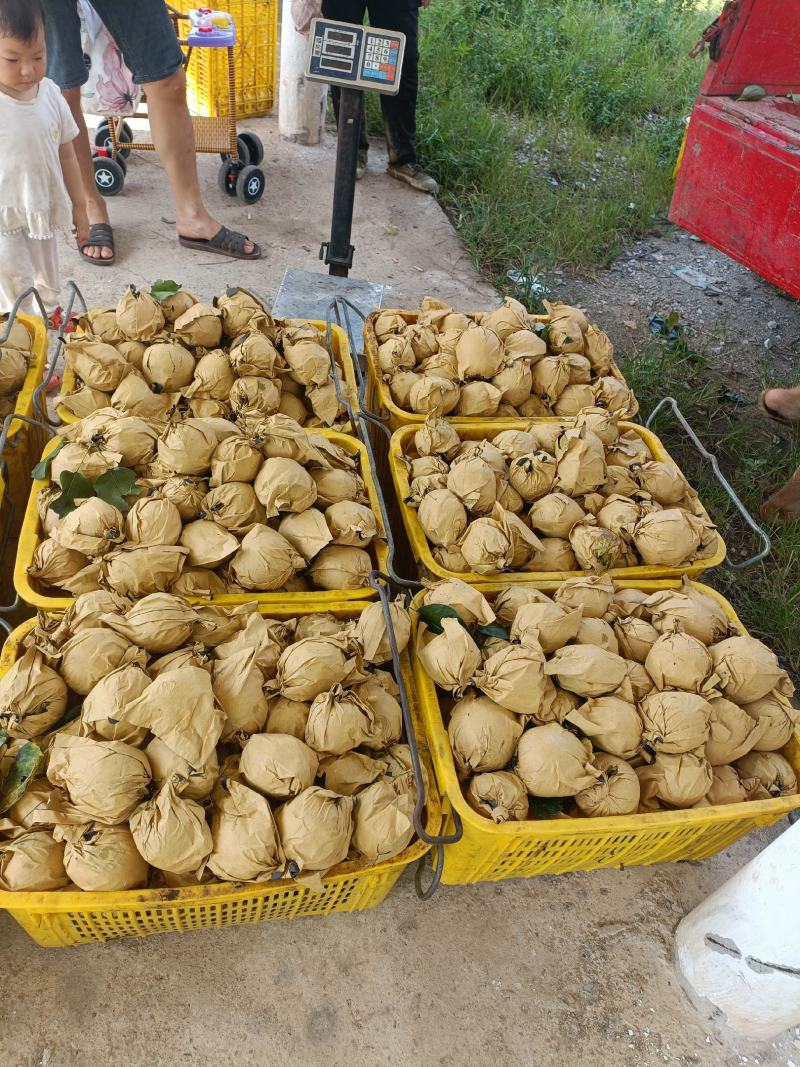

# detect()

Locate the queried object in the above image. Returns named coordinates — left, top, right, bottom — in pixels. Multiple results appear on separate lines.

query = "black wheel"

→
left=94, top=121, right=132, bottom=160
left=115, top=153, right=128, bottom=176
left=93, top=155, right=125, bottom=196
left=238, top=131, right=264, bottom=166
left=219, top=134, right=253, bottom=167
left=218, top=160, right=242, bottom=198
left=236, top=165, right=265, bottom=204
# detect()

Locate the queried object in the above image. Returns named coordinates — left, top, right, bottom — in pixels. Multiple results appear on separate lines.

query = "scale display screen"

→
left=307, top=18, right=405, bottom=94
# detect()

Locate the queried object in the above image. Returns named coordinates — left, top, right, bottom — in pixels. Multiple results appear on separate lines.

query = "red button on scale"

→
left=387, top=65, right=396, bottom=78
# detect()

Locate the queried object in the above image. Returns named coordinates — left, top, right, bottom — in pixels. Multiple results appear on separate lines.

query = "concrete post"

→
left=675, top=820, right=800, bottom=1040
left=278, top=0, right=326, bottom=145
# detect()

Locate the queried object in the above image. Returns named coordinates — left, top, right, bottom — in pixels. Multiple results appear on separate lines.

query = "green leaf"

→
left=31, top=439, right=66, bottom=482
left=737, top=84, right=766, bottom=102
left=416, top=604, right=469, bottom=635
left=528, top=795, right=570, bottom=821
left=50, top=470, right=96, bottom=518
left=46, top=705, right=82, bottom=735
left=532, top=321, right=550, bottom=339
left=0, top=741, right=43, bottom=814
left=93, top=467, right=145, bottom=514
left=478, top=623, right=510, bottom=640
left=0, top=727, right=8, bottom=752
left=150, top=279, right=181, bottom=301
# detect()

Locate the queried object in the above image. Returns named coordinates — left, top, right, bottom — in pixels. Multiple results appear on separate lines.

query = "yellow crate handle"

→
left=646, top=396, right=771, bottom=570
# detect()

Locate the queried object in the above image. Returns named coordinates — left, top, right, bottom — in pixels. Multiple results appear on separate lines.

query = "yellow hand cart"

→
left=93, top=4, right=266, bottom=205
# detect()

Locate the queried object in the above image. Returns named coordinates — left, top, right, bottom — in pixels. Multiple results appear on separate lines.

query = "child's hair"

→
left=0, top=0, right=45, bottom=43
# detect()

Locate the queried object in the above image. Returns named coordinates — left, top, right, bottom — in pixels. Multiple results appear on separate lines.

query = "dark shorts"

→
left=43, top=0, right=184, bottom=90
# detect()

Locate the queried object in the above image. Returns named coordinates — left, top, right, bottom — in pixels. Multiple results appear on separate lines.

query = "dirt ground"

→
left=562, top=227, right=800, bottom=396
left=3, top=115, right=799, bottom=1067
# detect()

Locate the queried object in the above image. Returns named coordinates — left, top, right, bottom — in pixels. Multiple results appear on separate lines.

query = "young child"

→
left=0, top=0, right=87, bottom=314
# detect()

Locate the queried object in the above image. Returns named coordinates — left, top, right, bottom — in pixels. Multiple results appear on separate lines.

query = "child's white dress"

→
left=0, top=78, right=79, bottom=313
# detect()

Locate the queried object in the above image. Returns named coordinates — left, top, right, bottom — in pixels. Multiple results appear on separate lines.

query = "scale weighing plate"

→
left=272, top=268, right=384, bottom=321
left=306, top=18, right=405, bottom=94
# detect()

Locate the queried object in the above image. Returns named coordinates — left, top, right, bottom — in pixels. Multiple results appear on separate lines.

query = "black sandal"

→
left=79, top=222, right=115, bottom=266
left=178, top=225, right=261, bottom=261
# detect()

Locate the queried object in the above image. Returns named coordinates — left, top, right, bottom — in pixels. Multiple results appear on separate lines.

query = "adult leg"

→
left=92, top=0, right=256, bottom=256
left=62, top=89, right=113, bottom=261
left=142, top=67, right=246, bottom=246
left=42, top=0, right=112, bottom=261
left=366, top=0, right=419, bottom=166
left=366, top=0, right=437, bottom=191
left=762, top=468, right=800, bottom=521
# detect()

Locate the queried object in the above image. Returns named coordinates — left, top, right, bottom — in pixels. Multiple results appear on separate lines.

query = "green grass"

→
left=412, top=0, right=715, bottom=294
left=622, top=341, right=800, bottom=682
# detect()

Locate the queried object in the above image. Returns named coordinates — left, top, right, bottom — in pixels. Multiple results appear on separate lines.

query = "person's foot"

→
left=80, top=200, right=114, bottom=261
left=761, top=467, right=800, bottom=521
left=387, top=162, right=439, bottom=194
left=176, top=210, right=256, bottom=257
left=356, top=149, right=368, bottom=181
left=761, top=387, right=800, bottom=424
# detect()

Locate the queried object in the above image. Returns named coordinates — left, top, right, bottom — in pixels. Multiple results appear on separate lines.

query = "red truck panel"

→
left=701, top=0, right=800, bottom=96
left=669, top=96, right=800, bottom=299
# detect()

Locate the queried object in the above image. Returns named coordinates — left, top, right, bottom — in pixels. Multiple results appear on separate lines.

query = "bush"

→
left=413, top=0, right=714, bottom=284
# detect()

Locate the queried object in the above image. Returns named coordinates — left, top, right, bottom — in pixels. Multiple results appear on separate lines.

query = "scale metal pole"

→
left=307, top=19, right=405, bottom=279
left=321, top=87, right=361, bottom=276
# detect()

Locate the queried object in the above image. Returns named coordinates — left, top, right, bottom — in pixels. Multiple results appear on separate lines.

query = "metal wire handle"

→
left=646, top=396, right=771, bottom=570
left=323, top=301, right=420, bottom=590
left=369, top=573, right=462, bottom=853
left=325, top=298, right=393, bottom=443
left=33, top=280, right=88, bottom=426
left=414, top=843, right=444, bottom=901
left=1, top=286, right=50, bottom=345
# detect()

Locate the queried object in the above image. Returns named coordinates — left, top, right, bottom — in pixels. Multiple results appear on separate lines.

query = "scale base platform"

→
left=271, top=269, right=384, bottom=321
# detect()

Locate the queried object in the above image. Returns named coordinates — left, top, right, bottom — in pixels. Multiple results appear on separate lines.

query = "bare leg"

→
left=763, top=386, right=800, bottom=423
left=62, top=88, right=113, bottom=261
left=142, top=68, right=254, bottom=254
left=762, top=467, right=800, bottom=521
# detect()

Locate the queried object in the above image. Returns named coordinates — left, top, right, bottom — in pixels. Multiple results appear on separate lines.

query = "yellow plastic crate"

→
left=15, top=429, right=388, bottom=611
left=182, top=0, right=278, bottom=119
left=3, top=313, right=49, bottom=526
left=0, top=315, right=49, bottom=625
left=364, top=309, right=638, bottom=431
left=410, top=579, right=800, bottom=885
left=57, top=319, right=360, bottom=427
left=389, top=419, right=726, bottom=584
left=0, top=603, right=441, bottom=947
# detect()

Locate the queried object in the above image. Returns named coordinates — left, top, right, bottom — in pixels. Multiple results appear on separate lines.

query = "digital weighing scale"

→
left=272, top=19, right=405, bottom=320
left=307, top=20, right=405, bottom=95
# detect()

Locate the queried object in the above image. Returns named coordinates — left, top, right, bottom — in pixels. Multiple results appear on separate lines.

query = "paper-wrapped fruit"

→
left=367, top=296, right=637, bottom=420
left=0, top=599, right=433, bottom=892
left=28, top=414, right=383, bottom=599
left=56, top=285, right=354, bottom=429
left=397, top=418, right=719, bottom=577
left=0, top=312, right=34, bottom=422
left=411, top=576, right=798, bottom=823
